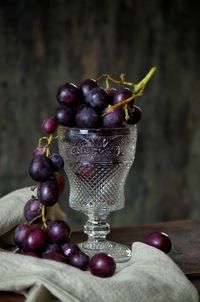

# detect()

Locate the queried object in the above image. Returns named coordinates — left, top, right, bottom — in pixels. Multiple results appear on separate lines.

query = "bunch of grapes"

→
left=55, top=79, right=141, bottom=129
left=40, top=67, right=156, bottom=131
left=14, top=138, right=116, bottom=276
left=54, top=70, right=155, bottom=129
left=13, top=68, right=157, bottom=278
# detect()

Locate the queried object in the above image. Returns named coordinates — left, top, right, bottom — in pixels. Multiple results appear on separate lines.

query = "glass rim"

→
left=58, top=125, right=137, bottom=136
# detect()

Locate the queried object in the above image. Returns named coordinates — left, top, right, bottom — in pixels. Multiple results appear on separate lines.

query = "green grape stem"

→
left=133, top=66, right=157, bottom=94
left=38, top=134, right=57, bottom=157
left=36, top=134, right=57, bottom=229
left=42, top=205, right=47, bottom=229
left=101, top=66, right=156, bottom=116
left=124, top=104, right=130, bottom=121
left=102, top=93, right=140, bottom=117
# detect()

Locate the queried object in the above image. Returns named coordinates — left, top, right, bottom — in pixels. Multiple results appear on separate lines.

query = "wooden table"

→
left=0, top=219, right=200, bottom=301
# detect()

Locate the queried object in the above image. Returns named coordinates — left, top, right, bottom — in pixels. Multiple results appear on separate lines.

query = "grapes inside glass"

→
left=58, top=125, right=137, bottom=262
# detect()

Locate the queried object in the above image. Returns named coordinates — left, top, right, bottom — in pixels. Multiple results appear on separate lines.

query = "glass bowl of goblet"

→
left=58, top=125, right=137, bottom=262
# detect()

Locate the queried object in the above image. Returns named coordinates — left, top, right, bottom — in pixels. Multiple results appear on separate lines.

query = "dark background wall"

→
left=0, top=0, right=200, bottom=230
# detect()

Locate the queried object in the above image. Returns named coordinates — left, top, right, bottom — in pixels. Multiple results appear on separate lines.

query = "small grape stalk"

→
left=13, top=67, right=157, bottom=276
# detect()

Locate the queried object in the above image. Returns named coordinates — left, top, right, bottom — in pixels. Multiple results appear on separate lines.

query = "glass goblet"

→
left=58, top=125, right=137, bottom=262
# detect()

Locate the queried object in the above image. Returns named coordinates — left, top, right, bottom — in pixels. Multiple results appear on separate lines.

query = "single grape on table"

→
left=145, top=231, right=172, bottom=254
left=90, top=253, right=116, bottom=277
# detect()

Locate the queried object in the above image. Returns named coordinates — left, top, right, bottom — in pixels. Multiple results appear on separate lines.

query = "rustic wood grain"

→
left=0, top=0, right=200, bottom=230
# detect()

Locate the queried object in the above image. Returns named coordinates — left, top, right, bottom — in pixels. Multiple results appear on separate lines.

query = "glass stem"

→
left=84, top=214, right=110, bottom=244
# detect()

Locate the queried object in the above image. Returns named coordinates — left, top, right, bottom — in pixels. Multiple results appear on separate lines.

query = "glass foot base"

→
left=78, top=240, right=132, bottom=263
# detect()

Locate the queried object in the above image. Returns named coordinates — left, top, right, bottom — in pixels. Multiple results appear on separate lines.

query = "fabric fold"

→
left=0, top=187, right=199, bottom=302
left=0, top=243, right=198, bottom=302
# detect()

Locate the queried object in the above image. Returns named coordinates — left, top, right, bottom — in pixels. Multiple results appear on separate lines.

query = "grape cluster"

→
left=12, top=129, right=116, bottom=276
left=54, top=78, right=142, bottom=129
left=13, top=69, right=157, bottom=277
left=41, top=68, right=157, bottom=134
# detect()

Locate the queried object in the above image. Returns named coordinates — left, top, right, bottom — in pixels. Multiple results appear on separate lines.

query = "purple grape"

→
left=42, top=251, right=66, bottom=263
left=145, top=232, right=172, bottom=254
left=101, top=88, right=114, bottom=105
left=100, top=88, right=110, bottom=99
left=24, top=198, right=42, bottom=223
left=80, top=78, right=99, bottom=98
left=75, top=162, right=94, bottom=179
left=37, top=179, right=60, bottom=207
left=55, top=106, right=74, bottom=126
left=56, top=83, right=80, bottom=106
left=107, top=87, right=117, bottom=99
left=113, top=87, right=133, bottom=108
left=32, top=146, right=46, bottom=157
left=67, top=251, right=89, bottom=270
left=42, top=243, right=61, bottom=256
left=50, top=153, right=64, bottom=171
left=61, top=242, right=80, bottom=257
left=90, top=253, right=116, bottom=277
left=126, top=105, right=142, bottom=124
left=14, top=224, right=32, bottom=248
left=42, top=243, right=62, bottom=255
left=23, top=226, right=47, bottom=251
left=102, top=109, right=124, bottom=128
left=76, top=106, right=99, bottom=128
left=47, top=220, right=71, bottom=243
left=28, top=155, right=54, bottom=182
left=41, top=116, right=58, bottom=134
left=85, top=87, right=109, bottom=111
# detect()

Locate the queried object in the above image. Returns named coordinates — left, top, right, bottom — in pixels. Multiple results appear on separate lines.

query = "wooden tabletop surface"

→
left=0, top=219, right=200, bottom=301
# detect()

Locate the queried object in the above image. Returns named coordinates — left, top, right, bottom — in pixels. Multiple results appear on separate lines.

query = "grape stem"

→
left=133, top=66, right=157, bottom=94
left=101, top=67, right=156, bottom=116
left=41, top=205, right=47, bottom=229
left=102, top=91, right=141, bottom=117
left=124, top=105, right=130, bottom=121
left=34, top=134, right=56, bottom=229
left=38, top=136, right=49, bottom=147
left=13, top=247, right=20, bottom=254
left=54, top=135, right=65, bottom=143
left=97, top=67, right=156, bottom=93
left=38, top=134, right=54, bottom=156
left=29, top=214, right=42, bottom=224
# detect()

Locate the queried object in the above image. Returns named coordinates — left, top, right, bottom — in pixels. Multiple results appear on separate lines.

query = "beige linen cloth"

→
left=0, top=187, right=199, bottom=302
